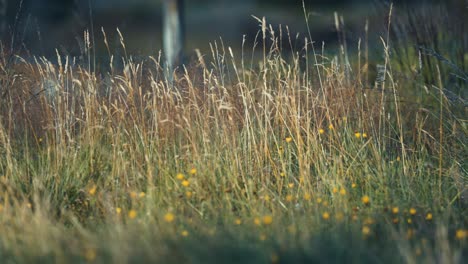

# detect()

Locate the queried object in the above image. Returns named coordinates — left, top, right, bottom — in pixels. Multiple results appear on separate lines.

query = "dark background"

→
left=0, top=0, right=453, bottom=59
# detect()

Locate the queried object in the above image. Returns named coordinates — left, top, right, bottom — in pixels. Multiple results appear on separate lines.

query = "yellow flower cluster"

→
left=354, top=132, right=368, bottom=139
left=177, top=172, right=193, bottom=189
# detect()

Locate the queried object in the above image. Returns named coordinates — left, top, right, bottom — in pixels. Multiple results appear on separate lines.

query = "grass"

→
left=0, top=2, right=467, bottom=263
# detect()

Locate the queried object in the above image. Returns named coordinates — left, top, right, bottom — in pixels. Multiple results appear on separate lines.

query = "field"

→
left=0, top=2, right=467, bottom=263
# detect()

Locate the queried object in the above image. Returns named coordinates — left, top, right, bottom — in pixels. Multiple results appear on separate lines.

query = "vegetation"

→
left=0, top=2, right=466, bottom=263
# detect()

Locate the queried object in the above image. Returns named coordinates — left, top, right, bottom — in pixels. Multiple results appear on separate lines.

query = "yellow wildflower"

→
left=322, top=212, right=330, bottom=220
left=185, top=191, right=193, bottom=198
left=455, top=229, right=467, bottom=240
left=181, top=180, right=190, bottom=187
left=303, top=193, right=311, bottom=201
left=128, top=210, right=137, bottom=219
left=262, top=215, right=273, bottom=225
left=362, top=226, right=371, bottom=236
left=392, top=207, right=399, bottom=214
left=88, top=185, right=97, bottom=196
left=139, top=192, right=145, bottom=198
left=235, top=218, right=242, bottom=225
left=115, top=207, right=122, bottom=214
left=176, top=173, right=185, bottom=180
left=285, top=137, right=293, bottom=143
left=361, top=195, right=370, bottom=205
left=339, top=188, right=347, bottom=195
left=319, top=128, right=325, bottom=134
left=351, top=183, right=357, bottom=188
left=328, top=124, right=334, bottom=130
left=189, top=168, right=197, bottom=175
left=164, top=213, right=175, bottom=223
left=362, top=133, right=368, bottom=138
left=254, top=217, right=261, bottom=226
left=286, top=195, right=293, bottom=202
left=409, top=208, right=417, bottom=215
left=181, top=230, right=189, bottom=237
left=425, top=213, right=432, bottom=221
left=355, top=132, right=361, bottom=139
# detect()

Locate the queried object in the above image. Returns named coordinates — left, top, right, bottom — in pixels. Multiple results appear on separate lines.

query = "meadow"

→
left=0, top=2, right=466, bottom=263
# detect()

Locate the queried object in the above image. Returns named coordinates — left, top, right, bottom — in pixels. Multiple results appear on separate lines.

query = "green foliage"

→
left=0, top=2, right=466, bottom=263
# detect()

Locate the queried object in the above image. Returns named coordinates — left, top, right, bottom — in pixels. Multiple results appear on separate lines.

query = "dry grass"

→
left=0, top=5, right=466, bottom=263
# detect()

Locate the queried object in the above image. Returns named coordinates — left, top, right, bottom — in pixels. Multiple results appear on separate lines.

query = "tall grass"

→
left=0, top=3, right=466, bottom=263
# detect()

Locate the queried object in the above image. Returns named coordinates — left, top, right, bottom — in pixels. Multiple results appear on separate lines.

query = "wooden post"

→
left=162, top=0, right=184, bottom=79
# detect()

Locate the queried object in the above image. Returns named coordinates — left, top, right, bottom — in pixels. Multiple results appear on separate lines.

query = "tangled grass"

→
left=0, top=4, right=466, bottom=263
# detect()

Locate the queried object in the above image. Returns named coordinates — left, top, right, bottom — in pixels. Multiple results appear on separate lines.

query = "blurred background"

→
left=0, top=0, right=463, bottom=60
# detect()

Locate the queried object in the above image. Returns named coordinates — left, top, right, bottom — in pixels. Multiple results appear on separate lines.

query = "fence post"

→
left=162, top=0, right=185, bottom=81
